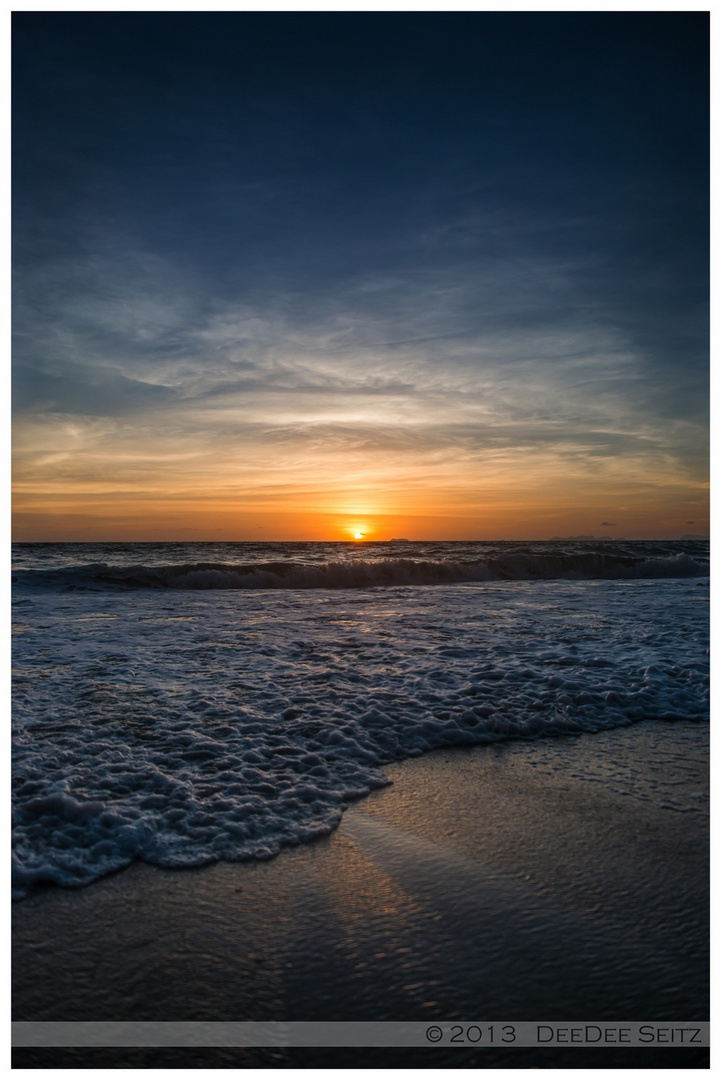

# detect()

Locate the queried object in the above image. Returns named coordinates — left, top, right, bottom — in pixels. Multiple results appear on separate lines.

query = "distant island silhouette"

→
left=549, top=535, right=624, bottom=541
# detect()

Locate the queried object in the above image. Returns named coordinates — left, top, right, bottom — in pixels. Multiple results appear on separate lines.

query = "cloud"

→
left=12, top=228, right=708, bottom=505
left=13, top=366, right=179, bottom=417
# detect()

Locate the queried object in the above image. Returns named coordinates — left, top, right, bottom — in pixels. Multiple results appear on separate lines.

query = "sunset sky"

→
left=12, top=12, right=708, bottom=542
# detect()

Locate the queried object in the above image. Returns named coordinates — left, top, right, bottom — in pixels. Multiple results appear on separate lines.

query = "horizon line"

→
left=11, top=536, right=708, bottom=544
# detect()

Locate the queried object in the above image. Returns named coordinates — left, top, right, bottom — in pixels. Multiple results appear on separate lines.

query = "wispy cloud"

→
left=13, top=228, right=707, bottom=503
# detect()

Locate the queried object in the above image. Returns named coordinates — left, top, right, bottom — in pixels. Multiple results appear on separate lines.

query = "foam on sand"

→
left=12, top=576, right=708, bottom=897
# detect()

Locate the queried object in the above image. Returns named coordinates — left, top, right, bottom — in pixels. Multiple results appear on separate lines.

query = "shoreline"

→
left=13, top=720, right=709, bottom=1067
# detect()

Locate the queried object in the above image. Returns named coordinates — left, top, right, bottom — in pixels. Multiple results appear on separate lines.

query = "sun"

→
left=354, top=531, right=364, bottom=541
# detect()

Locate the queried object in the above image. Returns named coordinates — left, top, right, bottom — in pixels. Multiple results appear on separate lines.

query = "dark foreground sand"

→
left=13, top=721, right=708, bottom=1068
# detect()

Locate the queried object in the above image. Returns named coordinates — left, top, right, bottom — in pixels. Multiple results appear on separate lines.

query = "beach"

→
left=13, top=719, right=709, bottom=1068
left=12, top=541, right=709, bottom=1066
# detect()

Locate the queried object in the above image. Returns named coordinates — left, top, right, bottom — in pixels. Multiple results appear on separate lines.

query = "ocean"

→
left=11, top=539, right=709, bottom=900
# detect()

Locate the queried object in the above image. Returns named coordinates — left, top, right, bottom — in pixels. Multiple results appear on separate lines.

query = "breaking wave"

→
left=12, top=551, right=709, bottom=592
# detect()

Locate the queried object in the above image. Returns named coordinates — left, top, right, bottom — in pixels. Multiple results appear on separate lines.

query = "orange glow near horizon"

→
left=11, top=410, right=709, bottom=542
left=10, top=498, right=710, bottom=543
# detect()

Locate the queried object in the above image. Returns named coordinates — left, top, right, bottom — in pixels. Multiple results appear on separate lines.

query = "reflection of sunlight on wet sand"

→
left=313, top=834, right=442, bottom=1012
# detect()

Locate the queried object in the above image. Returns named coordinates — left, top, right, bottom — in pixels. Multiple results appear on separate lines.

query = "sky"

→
left=12, top=12, right=709, bottom=542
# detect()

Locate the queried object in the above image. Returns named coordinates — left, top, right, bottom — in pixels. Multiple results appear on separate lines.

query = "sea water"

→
left=11, top=540, right=709, bottom=898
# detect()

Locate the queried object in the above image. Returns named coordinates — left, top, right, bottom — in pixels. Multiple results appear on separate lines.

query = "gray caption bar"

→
left=12, top=1022, right=709, bottom=1048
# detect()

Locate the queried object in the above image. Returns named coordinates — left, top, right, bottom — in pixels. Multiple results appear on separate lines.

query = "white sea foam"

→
left=12, top=570, right=709, bottom=898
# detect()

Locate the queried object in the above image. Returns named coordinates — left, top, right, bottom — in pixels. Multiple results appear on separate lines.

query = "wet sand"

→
left=13, top=721, right=709, bottom=1067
